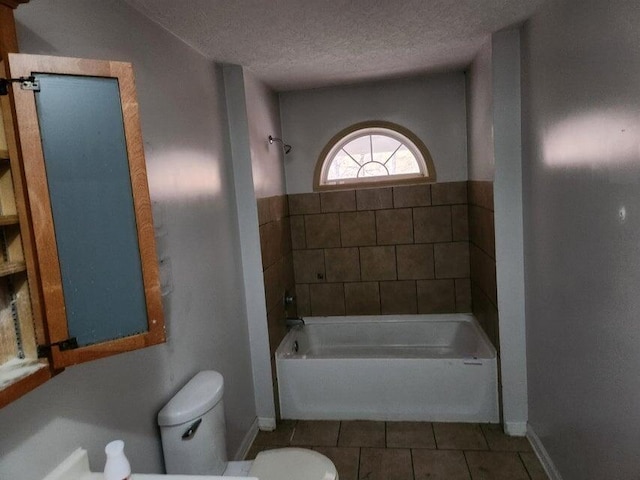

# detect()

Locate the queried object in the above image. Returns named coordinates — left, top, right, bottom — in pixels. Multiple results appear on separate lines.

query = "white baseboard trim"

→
left=504, top=421, right=527, bottom=436
left=258, top=417, right=276, bottom=431
left=233, top=417, right=259, bottom=461
left=527, top=425, right=563, bottom=480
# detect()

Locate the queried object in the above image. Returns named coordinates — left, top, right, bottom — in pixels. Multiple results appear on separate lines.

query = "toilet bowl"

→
left=249, top=448, right=336, bottom=480
left=158, top=371, right=338, bottom=480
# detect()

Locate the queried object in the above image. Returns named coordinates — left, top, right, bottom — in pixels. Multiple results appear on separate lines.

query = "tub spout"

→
left=285, top=316, right=305, bottom=328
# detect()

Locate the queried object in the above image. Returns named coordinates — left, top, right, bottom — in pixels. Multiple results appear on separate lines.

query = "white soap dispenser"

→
left=104, top=440, right=132, bottom=480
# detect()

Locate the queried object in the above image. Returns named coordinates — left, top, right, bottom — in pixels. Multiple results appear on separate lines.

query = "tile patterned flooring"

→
left=247, top=421, right=549, bottom=480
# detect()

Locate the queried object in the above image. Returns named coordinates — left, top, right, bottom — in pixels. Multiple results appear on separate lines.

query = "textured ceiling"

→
left=124, top=0, right=546, bottom=91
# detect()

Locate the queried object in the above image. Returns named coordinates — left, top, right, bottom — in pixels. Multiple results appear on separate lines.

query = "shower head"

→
left=268, top=135, right=292, bottom=155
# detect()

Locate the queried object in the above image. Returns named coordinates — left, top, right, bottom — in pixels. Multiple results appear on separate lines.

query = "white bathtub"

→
left=275, top=313, right=499, bottom=422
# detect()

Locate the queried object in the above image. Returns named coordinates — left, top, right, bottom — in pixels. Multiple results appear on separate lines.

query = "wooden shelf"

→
left=0, top=260, right=26, bottom=277
left=0, top=214, right=19, bottom=226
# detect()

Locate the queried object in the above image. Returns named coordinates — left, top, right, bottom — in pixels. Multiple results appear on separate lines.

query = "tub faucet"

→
left=285, top=316, right=305, bottom=328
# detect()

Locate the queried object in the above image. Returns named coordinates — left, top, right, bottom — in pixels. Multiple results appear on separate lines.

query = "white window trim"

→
left=313, top=121, right=436, bottom=191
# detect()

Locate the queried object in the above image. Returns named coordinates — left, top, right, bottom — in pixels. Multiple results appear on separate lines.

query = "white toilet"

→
left=158, top=371, right=338, bottom=480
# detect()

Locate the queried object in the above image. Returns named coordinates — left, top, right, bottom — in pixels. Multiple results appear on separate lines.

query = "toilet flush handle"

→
left=181, top=418, right=202, bottom=440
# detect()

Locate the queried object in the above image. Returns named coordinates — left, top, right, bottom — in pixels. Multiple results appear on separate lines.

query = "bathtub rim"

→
left=276, top=313, right=497, bottom=360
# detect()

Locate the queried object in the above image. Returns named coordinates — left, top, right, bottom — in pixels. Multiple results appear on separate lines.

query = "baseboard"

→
left=233, top=416, right=259, bottom=461
left=258, top=416, right=276, bottom=431
left=504, top=421, right=527, bottom=436
left=527, top=425, right=563, bottom=480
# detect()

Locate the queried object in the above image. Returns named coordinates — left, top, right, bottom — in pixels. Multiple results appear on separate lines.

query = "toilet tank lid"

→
left=158, top=371, right=224, bottom=426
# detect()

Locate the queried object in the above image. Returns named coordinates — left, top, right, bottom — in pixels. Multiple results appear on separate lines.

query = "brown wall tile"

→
left=257, top=197, right=272, bottom=225
left=305, top=213, right=341, bottom=248
left=321, top=190, right=356, bottom=212
left=469, top=205, right=495, bottom=258
left=414, top=206, right=452, bottom=243
left=325, top=248, right=361, bottom=282
left=310, top=283, right=346, bottom=316
left=263, top=258, right=284, bottom=312
left=345, top=282, right=381, bottom=315
left=455, top=278, right=472, bottom=312
left=283, top=253, right=296, bottom=293
left=380, top=280, right=418, bottom=314
left=356, top=187, right=393, bottom=210
left=432, top=181, right=468, bottom=205
left=270, top=194, right=288, bottom=220
left=393, top=184, right=432, bottom=208
left=360, top=246, right=397, bottom=281
left=396, top=244, right=434, bottom=280
left=259, top=220, right=282, bottom=270
left=417, top=279, right=456, bottom=313
left=434, top=242, right=470, bottom=278
left=376, top=208, right=414, bottom=245
left=340, top=211, right=376, bottom=246
left=267, top=301, right=287, bottom=353
left=452, top=205, right=469, bottom=241
left=293, top=250, right=326, bottom=283
left=296, top=283, right=311, bottom=317
left=470, top=243, right=497, bottom=305
left=472, top=283, right=499, bottom=349
left=281, top=216, right=292, bottom=254
left=468, top=180, right=494, bottom=211
left=286, top=183, right=475, bottom=318
left=468, top=181, right=498, bottom=347
left=289, top=193, right=320, bottom=215
left=290, top=215, right=306, bottom=250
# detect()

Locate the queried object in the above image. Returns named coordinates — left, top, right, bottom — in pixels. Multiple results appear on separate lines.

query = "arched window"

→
left=313, top=121, right=436, bottom=191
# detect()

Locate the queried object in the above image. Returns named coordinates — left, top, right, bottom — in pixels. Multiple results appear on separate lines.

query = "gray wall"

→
left=491, top=29, right=527, bottom=435
left=522, top=0, right=640, bottom=477
left=223, top=66, right=288, bottom=426
left=466, top=40, right=494, bottom=182
left=243, top=71, right=287, bottom=199
left=280, top=74, right=468, bottom=194
left=223, top=65, right=275, bottom=426
left=465, top=31, right=528, bottom=435
left=0, top=1, right=256, bottom=478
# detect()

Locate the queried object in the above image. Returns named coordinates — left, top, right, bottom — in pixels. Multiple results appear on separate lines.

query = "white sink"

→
left=43, top=449, right=258, bottom=480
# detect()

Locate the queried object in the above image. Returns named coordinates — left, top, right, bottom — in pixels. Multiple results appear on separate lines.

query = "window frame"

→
left=313, top=120, right=436, bottom=192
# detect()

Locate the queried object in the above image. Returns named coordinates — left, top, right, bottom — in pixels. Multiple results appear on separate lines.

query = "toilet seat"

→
left=248, top=448, right=338, bottom=480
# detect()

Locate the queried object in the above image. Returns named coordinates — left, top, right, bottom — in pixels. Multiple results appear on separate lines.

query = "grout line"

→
left=411, top=206, right=418, bottom=245
left=517, top=452, right=536, bottom=480
left=288, top=420, right=297, bottom=445
left=373, top=208, right=379, bottom=246
left=448, top=205, right=454, bottom=243
left=432, top=423, right=439, bottom=449
left=453, top=276, right=459, bottom=312
left=462, top=450, right=474, bottom=479
left=342, top=281, right=347, bottom=316
left=429, top=422, right=437, bottom=450
left=393, top=244, right=398, bottom=282
left=336, top=420, right=342, bottom=447
left=384, top=421, right=387, bottom=448
left=410, top=447, right=416, bottom=480
left=479, top=423, right=491, bottom=450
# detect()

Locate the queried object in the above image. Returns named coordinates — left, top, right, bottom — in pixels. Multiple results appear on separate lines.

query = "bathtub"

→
left=275, top=313, right=499, bottom=422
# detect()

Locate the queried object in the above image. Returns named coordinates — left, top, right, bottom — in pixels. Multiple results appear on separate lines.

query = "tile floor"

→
left=246, top=421, right=549, bottom=480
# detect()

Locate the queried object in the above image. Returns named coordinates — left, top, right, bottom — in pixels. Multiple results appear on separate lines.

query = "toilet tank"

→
left=157, top=371, right=228, bottom=475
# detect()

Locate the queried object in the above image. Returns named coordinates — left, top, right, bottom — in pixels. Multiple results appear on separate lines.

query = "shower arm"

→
left=268, top=135, right=292, bottom=155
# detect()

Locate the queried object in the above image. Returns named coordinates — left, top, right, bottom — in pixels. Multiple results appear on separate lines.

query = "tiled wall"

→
left=288, top=183, right=472, bottom=316
left=258, top=184, right=498, bottom=417
left=257, top=194, right=296, bottom=417
left=468, top=181, right=499, bottom=349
